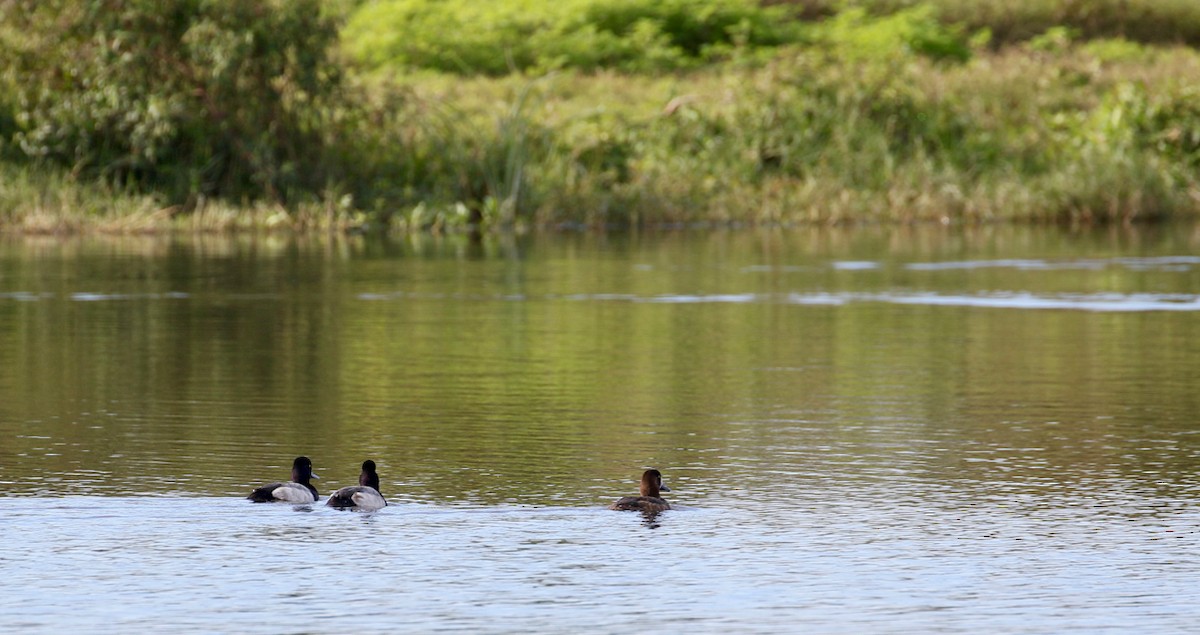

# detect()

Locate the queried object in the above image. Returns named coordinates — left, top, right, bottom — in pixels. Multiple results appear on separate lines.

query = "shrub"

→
left=341, top=0, right=801, bottom=75
left=5, top=0, right=344, bottom=205
left=816, top=6, right=975, bottom=63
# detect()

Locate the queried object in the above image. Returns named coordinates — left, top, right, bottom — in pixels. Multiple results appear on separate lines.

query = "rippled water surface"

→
left=2, top=226, right=1199, bottom=633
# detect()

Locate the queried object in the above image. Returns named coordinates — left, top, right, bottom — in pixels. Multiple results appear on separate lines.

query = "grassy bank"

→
left=358, top=42, right=1200, bottom=229
left=1, top=1, right=1199, bottom=233
left=0, top=164, right=366, bottom=233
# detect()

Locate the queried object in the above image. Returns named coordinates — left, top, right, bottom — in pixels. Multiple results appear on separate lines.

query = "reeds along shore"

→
left=2, top=0, right=1199, bottom=233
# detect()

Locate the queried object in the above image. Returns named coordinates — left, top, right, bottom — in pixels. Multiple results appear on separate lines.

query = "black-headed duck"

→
left=326, top=460, right=387, bottom=510
left=247, top=456, right=319, bottom=503
left=610, top=468, right=672, bottom=512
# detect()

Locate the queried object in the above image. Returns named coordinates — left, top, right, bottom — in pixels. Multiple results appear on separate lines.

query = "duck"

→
left=247, top=456, right=319, bottom=503
left=326, top=460, right=387, bottom=510
left=609, top=468, right=672, bottom=512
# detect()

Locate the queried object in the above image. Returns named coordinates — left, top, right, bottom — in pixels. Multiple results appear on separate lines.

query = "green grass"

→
left=330, top=0, right=1200, bottom=227
left=346, top=40, right=1200, bottom=228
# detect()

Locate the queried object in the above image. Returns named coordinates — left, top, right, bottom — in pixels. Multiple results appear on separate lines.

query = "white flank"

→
left=351, top=489, right=386, bottom=510
left=271, top=484, right=315, bottom=503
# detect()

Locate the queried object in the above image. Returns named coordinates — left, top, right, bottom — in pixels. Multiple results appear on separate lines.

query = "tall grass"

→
left=0, top=162, right=203, bottom=234
left=389, top=41, right=1200, bottom=227
left=0, top=164, right=364, bottom=234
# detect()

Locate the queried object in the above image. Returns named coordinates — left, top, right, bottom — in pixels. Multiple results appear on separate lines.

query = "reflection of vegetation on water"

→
left=1, top=1, right=1199, bottom=232
left=0, top=227, right=1197, bottom=504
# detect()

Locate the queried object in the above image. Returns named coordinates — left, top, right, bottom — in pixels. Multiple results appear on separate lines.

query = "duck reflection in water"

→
left=610, top=469, right=672, bottom=513
left=638, top=509, right=666, bottom=528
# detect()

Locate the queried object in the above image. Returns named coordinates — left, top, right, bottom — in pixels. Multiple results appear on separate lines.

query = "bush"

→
left=817, top=6, right=975, bottom=63
left=5, top=0, right=344, bottom=205
left=341, top=0, right=802, bottom=75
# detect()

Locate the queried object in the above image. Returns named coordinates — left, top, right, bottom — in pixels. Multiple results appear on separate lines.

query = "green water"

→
left=2, top=227, right=1199, bottom=502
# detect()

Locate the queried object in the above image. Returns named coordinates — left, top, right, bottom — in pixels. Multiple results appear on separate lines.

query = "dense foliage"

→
left=343, top=0, right=802, bottom=74
left=3, top=0, right=343, bottom=204
left=343, top=0, right=1200, bottom=75
left=0, top=0, right=1198, bottom=231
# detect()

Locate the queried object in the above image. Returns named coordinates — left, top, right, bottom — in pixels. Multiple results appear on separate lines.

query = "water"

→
left=1, top=226, right=1199, bottom=633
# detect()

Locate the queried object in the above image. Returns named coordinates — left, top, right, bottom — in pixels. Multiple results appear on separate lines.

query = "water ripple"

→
left=796, top=291, right=1200, bottom=312
left=356, top=290, right=1200, bottom=311
left=906, top=256, right=1200, bottom=272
